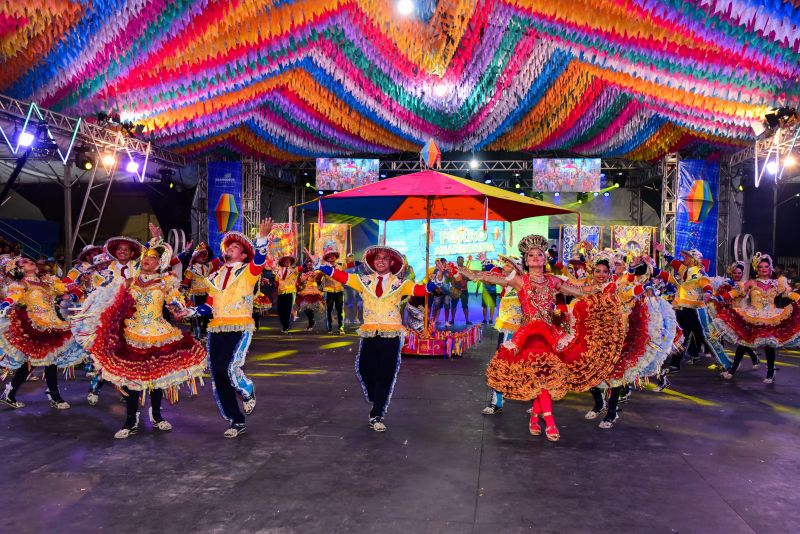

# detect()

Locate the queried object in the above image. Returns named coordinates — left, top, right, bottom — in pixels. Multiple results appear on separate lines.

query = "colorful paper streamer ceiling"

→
left=3, top=1, right=799, bottom=162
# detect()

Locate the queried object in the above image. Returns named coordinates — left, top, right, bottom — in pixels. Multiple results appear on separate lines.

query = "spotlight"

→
left=126, top=160, right=140, bottom=173
left=614, top=182, right=620, bottom=188
left=737, top=184, right=744, bottom=192
left=519, top=191, right=526, bottom=196
left=380, top=173, right=387, bottom=178
left=318, top=190, right=324, bottom=196
left=514, top=172, right=520, bottom=177
left=397, top=0, right=415, bottom=16
left=470, top=158, right=479, bottom=169
left=17, top=131, right=34, bottom=147
left=554, top=192, right=560, bottom=197
left=304, top=171, right=309, bottom=176
left=101, top=153, right=116, bottom=167
left=483, top=178, right=492, bottom=184
left=785, top=154, right=796, bottom=166
left=515, top=182, right=521, bottom=189
left=603, top=191, right=610, bottom=197
left=766, top=160, right=779, bottom=174
left=74, top=148, right=96, bottom=170
left=593, top=192, right=599, bottom=197
left=305, top=181, right=312, bottom=188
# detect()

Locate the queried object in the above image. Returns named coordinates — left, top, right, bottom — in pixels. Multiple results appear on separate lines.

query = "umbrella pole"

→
left=423, top=196, right=431, bottom=335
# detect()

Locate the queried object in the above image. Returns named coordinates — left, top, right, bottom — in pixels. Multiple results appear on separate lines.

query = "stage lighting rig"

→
left=73, top=146, right=96, bottom=170
left=576, top=192, right=589, bottom=204
left=764, top=107, right=798, bottom=129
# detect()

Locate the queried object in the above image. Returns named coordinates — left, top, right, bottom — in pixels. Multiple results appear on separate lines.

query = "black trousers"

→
left=9, top=364, right=61, bottom=401
left=277, top=293, right=295, bottom=331
left=357, top=336, right=402, bottom=419
left=122, top=387, right=163, bottom=428
left=670, top=308, right=704, bottom=368
left=326, top=291, right=344, bottom=330
left=208, top=331, right=246, bottom=425
left=731, top=345, right=775, bottom=376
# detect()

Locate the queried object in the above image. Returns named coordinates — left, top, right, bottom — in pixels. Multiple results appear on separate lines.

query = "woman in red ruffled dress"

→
left=460, top=235, right=625, bottom=442
left=714, top=254, right=800, bottom=384
left=72, top=239, right=207, bottom=438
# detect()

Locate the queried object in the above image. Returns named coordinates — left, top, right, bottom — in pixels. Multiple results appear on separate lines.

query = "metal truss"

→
left=716, top=161, right=738, bottom=272
left=69, top=162, right=118, bottom=256
left=241, top=157, right=264, bottom=238
left=0, top=93, right=185, bottom=171
left=280, top=158, right=653, bottom=176
left=191, top=158, right=209, bottom=246
left=659, top=153, right=680, bottom=264
left=629, top=187, right=643, bottom=226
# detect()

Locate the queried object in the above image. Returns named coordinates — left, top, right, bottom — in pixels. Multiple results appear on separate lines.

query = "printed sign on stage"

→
left=266, top=223, right=298, bottom=263
left=559, top=225, right=603, bottom=261
left=611, top=226, right=655, bottom=260
left=315, top=158, right=379, bottom=191
left=385, top=219, right=507, bottom=277
left=532, top=158, right=601, bottom=192
left=310, top=223, right=350, bottom=259
left=207, top=161, right=243, bottom=253
left=677, top=160, right=719, bottom=273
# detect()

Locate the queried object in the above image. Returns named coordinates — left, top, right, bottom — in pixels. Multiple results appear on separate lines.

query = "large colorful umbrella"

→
left=297, top=170, right=578, bottom=334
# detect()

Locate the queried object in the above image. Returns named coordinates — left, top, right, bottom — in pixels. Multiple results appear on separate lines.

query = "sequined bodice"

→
left=129, top=282, right=166, bottom=325
left=124, top=276, right=181, bottom=345
left=24, top=281, right=68, bottom=329
left=519, top=274, right=557, bottom=324
left=744, top=279, right=785, bottom=318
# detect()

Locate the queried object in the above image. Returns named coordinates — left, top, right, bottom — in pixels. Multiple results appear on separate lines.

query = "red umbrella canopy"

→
left=298, top=170, right=574, bottom=221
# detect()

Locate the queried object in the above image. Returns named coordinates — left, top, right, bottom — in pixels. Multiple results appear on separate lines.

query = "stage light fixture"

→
left=75, top=149, right=95, bottom=170
left=17, top=131, right=34, bottom=147
left=519, top=191, right=526, bottom=196
left=397, top=0, right=414, bottom=16
left=318, top=190, right=324, bottom=196
left=785, top=154, right=796, bottom=166
left=593, top=192, right=599, bottom=197
left=101, top=153, right=116, bottom=167
left=576, top=192, right=589, bottom=204
left=766, top=160, right=779, bottom=174
left=305, top=181, right=312, bottom=187
left=614, top=182, right=620, bottom=188
left=554, top=192, right=560, bottom=197
left=470, top=158, right=479, bottom=169
left=738, top=183, right=744, bottom=192
left=126, top=160, right=140, bottom=173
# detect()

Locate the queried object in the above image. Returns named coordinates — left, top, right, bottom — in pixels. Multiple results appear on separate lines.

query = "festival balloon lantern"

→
left=420, top=139, right=441, bottom=169
left=214, top=193, right=239, bottom=232
left=682, top=180, right=714, bottom=223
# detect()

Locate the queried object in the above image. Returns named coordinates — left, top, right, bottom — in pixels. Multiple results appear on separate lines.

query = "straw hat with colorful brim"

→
left=221, top=231, right=254, bottom=260
left=104, top=237, right=143, bottom=261
left=277, top=255, right=297, bottom=267
left=498, top=254, right=523, bottom=273
left=77, top=244, right=104, bottom=263
left=191, top=243, right=210, bottom=262
left=680, top=249, right=703, bottom=263
left=363, top=245, right=405, bottom=275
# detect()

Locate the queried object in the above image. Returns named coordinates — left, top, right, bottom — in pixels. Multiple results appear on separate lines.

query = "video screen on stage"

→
left=531, top=158, right=601, bottom=192
left=315, top=158, right=379, bottom=191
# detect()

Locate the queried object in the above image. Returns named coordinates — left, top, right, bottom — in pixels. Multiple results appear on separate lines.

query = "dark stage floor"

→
left=1, top=318, right=799, bottom=534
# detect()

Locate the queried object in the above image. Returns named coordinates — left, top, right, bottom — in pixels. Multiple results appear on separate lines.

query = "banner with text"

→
left=207, top=161, right=243, bottom=254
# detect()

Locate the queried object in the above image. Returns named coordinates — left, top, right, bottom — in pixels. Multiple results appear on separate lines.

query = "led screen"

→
left=315, top=158, right=379, bottom=191
left=531, top=158, right=601, bottom=192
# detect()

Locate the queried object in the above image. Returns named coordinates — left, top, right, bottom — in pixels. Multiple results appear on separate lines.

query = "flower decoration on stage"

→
left=420, top=139, right=441, bottom=169
left=682, top=180, right=714, bottom=223
left=214, top=193, right=239, bottom=233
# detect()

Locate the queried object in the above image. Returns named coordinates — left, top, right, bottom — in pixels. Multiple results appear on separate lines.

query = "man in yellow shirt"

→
left=181, top=218, right=273, bottom=438
left=321, top=248, right=346, bottom=335
left=318, top=246, right=436, bottom=432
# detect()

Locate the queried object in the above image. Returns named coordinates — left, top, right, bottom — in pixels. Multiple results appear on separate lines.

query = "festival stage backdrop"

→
left=385, top=219, right=507, bottom=278
left=266, top=223, right=298, bottom=263
left=532, top=159, right=601, bottom=192
left=611, top=226, right=655, bottom=260
left=309, top=223, right=350, bottom=259
left=207, top=161, right=243, bottom=253
left=315, top=158, right=379, bottom=191
left=559, top=225, right=603, bottom=261
left=677, top=160, right=719, bottom=273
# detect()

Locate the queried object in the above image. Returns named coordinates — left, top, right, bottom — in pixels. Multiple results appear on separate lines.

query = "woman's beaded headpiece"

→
left=518, top=234, right=549, bottom=255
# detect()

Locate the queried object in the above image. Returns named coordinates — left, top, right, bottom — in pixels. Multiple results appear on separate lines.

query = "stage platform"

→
left=1, top=317, right=798, bottom=533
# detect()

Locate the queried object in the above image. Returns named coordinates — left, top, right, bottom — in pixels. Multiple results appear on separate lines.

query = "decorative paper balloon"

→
left=214, top=193, right=239, bottom=232
left=682, top=180, right=714, bottom=223
left=420, top=139, right=441, bottom=169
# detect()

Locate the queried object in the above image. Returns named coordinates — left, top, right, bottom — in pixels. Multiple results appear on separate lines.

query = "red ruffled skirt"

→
left=0, top=308, right=85, bottom=368
left=486, top=292, right=626, bottom=401
left=712, top=301, right=800, bottom=348
left=74, top=283, right=207, bottom=391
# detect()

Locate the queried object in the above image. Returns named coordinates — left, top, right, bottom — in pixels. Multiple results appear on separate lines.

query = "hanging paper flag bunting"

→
left=682, top=179, right=715, bottom=223
left=3, top=1, right=797, bottom=162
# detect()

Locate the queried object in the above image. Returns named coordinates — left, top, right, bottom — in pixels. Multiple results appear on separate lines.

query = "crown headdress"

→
left=518, top=234, right=549, bottom=255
